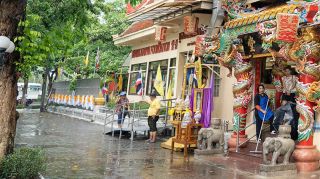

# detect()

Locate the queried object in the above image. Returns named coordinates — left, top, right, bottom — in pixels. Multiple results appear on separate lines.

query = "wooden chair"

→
left=171, top=121, right=202, bottom=158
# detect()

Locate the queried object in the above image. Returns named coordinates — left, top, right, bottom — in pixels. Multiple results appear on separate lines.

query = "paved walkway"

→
left=15, top=110, right=320, bottom=179
left=14, top=111, right=253, bottom=178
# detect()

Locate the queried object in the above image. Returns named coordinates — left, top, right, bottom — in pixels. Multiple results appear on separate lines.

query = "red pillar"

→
left=228, top=59, right=252, bottom=149
left=293, top=57, right=320, bottom=172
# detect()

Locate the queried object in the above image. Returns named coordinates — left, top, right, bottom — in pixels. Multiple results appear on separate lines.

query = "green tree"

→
left=63, top=0, right=130, bottom=81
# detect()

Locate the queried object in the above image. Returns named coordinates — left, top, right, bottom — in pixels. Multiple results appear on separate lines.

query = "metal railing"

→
left=103, top=98, right=177, bottom=141
left=235, top=109, right=272, bottom=153
left=235, top=108, right=255, bottom=153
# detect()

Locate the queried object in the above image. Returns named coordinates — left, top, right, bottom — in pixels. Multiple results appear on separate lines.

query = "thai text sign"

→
left=132, top=39, right=178, bottom=58
left=276, top=13, right=299, bottom=42
left=155, top=26, right=167, bottom=42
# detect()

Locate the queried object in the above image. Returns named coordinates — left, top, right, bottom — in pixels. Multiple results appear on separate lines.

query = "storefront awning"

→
left=128, top=0, right=212, bottom=23
left=225, top=4, right=299, bottom=29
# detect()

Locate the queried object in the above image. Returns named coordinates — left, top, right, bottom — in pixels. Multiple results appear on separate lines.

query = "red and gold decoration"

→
left=276, top=13, right=299, bottom=43
left=271, top=26, right=320, bottom=172
left=194, top=35, right=205, bottom=56
left=155, top=26, right=167, bottom=42
left=183, top=15, right=199, bottom=35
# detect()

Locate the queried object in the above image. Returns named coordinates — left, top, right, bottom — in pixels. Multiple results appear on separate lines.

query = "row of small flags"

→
left=49, top=94, right=95, bottom=111
left=57, top=48, right=101, bottom=79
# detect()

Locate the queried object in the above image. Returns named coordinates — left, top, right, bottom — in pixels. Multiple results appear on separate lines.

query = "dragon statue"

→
left=269, top=26, right=320, bottom=142
left=222, top=0, right=256, bottom=19
left=207, top=35, right=253, bottom=136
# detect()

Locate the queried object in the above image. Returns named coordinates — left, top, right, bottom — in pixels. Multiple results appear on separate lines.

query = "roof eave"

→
left=113, top=26, right=155, bottom=46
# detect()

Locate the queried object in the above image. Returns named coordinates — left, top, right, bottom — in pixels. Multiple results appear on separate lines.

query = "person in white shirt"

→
left=281, top=67, right=298, bottom=103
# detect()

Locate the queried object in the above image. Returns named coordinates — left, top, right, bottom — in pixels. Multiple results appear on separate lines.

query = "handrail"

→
left=235, top=108, right=255, bottom=153
left=104, top=98, right=177, bottom=140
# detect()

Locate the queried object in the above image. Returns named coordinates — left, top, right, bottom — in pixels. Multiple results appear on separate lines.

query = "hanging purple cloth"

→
left=189, top=75, right=214, bottom=128
left=200, top=74, right=214, bottom=128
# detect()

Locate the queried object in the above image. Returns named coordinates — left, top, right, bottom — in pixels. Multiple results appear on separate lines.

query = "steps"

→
left=229, top=141, right=264, bottom=163
left=228, top=132, right=295, bottom=164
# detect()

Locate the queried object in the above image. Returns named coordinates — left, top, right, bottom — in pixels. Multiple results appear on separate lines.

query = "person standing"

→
left=254, top=85, right=274, bottom=141
left=145, top=92, right=161, bottom=143
left=281, top=67, right=298, bottom=103
left=116, top=92, right=129, bottom=128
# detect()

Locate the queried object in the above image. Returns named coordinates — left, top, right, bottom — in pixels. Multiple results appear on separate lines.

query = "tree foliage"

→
left=62, top=0, right=130, bottom=79
left=16, top=0, right=130, bottom=82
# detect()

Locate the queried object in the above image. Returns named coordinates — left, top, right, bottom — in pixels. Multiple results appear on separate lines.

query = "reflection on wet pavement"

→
left=15, top=111, right=258, bottom=178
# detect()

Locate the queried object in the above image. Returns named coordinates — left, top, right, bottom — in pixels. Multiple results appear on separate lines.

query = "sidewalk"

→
left=195, top=153, right=320, bottom=179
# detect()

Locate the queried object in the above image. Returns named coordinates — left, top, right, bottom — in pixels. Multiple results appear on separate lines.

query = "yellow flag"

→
left=195, top=59, right=202, bottom=88
left=166, top=81, right=173, bottom=107
left=84, top=51, right=89, bottom=66
left=154, top=64, right=164, bottom=96
left=118, top=71, right=123, bottom=92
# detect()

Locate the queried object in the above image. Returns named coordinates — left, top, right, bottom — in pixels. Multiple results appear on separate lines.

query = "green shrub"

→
left=0, top=148, right=46, bottom=179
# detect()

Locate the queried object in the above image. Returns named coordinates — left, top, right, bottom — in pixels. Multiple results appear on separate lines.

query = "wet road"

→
left=15, top=111, right=256, bottom=179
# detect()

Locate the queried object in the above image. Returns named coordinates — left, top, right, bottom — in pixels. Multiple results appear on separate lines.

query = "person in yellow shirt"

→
left=145, top=92, right=161, bottom=143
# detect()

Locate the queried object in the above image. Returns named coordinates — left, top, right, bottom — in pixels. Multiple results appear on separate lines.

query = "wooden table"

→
left=171, top=120, right=202, bottom=158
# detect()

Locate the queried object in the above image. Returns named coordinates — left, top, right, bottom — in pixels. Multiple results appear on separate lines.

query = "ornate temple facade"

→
left=114, top=0, right=320, bottom=172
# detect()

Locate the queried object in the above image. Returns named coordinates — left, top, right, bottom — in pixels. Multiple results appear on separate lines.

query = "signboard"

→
left=132, top=39, right=178, bottom=58
left=184, top=16, right=199, bottom=35
left=155, top=26, right=167, bottom=42
left=276, top=13, right=299, bottom=42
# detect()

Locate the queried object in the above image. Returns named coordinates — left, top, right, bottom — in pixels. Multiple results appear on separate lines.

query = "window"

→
left=147, top=60, right=168, bottom=95
left=129, top=63, right=147, bottom=95
left=213, top=66, right=221, bottom=97
left=168, top=58, right=176, bottom=96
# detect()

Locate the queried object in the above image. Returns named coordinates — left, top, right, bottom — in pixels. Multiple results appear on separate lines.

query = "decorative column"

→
left=293, top=56, right=320, bottom=172
left=225, top=46, right=253, bottom=149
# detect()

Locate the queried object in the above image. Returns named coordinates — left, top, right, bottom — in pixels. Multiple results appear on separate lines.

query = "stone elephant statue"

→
left=197, top=128, right=224, bottom=150
left=263, top=137, right=295, bottom=165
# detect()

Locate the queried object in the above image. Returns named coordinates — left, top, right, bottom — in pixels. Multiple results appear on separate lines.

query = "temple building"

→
left=114, top=0, right=320, bottom=173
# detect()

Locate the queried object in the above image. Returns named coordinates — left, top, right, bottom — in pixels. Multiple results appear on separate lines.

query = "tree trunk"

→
left=47, top=67, right=57, bottom=95
left=21, top=77, right=28, bottom=106
left=40, top=66, right=49, bottom=112
left=0, top=1, right=27, bottom=158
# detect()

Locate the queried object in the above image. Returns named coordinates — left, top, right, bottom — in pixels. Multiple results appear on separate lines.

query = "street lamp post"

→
left=0, top=36, right=15, bottom=67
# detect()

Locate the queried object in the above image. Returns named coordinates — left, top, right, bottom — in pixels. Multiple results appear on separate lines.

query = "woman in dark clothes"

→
left=254, top=84, right=274, bottom=142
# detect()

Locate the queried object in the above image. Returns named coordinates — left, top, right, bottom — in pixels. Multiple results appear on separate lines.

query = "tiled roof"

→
left=120, top=20, right=154, bottom=37
left=225, top=4, right=299, bottom=29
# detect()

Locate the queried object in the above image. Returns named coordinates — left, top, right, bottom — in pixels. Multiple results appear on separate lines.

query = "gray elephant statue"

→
left=197, top=127, right=224, bottom=150
left=263, top=137, right=295, bottom=165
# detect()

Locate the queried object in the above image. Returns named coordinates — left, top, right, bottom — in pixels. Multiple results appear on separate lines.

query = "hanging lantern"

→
left=155, top=26, right=167, bottom=42
left=194, top=35, right=205, bottom=56
left=184, top=15, right=199, bottom=35
left=276, top=13, right=299, bottom=42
